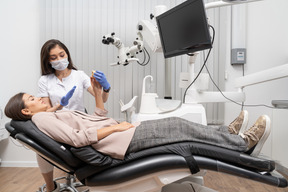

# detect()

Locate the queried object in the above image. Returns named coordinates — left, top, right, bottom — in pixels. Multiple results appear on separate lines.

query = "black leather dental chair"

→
left=5, top=120, right=288, bottom=192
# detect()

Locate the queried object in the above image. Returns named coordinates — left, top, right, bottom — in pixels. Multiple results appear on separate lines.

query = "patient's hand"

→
left=46, top=104, right=63, bottom=112
left=90, top=76, right=102, bottom=94
left=114, top=122, right=134, bottom=132
left=97, top=121, right=134, bottom=141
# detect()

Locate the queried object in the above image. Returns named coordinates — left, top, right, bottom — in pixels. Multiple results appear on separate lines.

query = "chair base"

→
left=36, top=169, right=206, bottom=192
left=88, top=169, right=206, bottom=192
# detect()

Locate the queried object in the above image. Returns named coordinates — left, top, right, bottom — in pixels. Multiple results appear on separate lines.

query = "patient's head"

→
left=5, top=93, right=48, bottom=121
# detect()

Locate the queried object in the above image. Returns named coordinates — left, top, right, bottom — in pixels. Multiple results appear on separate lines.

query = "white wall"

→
left=0, top=0, right=41, bottom=166
left=224, top=0, right=288, bottom=157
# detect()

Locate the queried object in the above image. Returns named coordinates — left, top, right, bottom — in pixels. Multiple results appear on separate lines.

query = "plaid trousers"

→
left=127, top=117, right=247, bottom=153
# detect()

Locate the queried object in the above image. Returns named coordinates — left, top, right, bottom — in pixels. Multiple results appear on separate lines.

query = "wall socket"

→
left=231, top=48, right=246, bottom=65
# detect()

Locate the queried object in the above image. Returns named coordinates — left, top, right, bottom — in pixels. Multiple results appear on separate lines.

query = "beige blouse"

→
left=32, top=108, right=138, bottom=159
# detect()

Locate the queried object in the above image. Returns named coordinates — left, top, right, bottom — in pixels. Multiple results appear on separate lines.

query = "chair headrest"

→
left=8, top=120, right=84, bottom=168
left=5, top=122, right=18, bottom=138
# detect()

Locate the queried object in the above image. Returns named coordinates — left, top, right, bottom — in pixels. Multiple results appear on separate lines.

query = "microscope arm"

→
left=102, top=32, right=143, bottom=66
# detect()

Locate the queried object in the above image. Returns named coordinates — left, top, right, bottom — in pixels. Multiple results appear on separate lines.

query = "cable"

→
left=0, top=126, right=30, bottom=149
left=137, top=47, right=150, bottom=66
left=205, top=65, right=284, bottom=109
left=201, top=34, right=284, bottom=110
left=142, top=47, right=151, bottom=66
left=137, top=48, right=146, bottom=65
left=9, top=136, right=31, bottom=150
left=183, top=25, right=215, bottom=103
left=241, top=64, right=245, bottom=110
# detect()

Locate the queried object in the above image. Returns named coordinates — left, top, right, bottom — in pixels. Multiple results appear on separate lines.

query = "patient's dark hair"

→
left=4, top=93, right=31, bottom=121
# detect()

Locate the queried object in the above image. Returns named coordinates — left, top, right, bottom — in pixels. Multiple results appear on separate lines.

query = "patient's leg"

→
left=128, top=116, right=268, bottom=155
left=127, top=117, right=248, bottom=153
left=36, top=155, right=55, bottom=191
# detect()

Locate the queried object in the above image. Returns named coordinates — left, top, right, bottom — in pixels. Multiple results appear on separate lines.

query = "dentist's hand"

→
left=93, top=71, right=110, bottom=90
left=60, top=86, right=76, bottom=106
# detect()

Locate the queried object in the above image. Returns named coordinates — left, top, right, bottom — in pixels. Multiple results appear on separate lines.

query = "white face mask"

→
left=50, top=57, right=69, bottom=71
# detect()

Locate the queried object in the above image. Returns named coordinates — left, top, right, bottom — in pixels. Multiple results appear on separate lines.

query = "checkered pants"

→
left=127, top=117, right=247, bottom=153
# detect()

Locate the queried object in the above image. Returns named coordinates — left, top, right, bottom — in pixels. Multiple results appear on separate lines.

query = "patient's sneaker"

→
left=240, top=115, right=271, bottom=156
left=228, top=110, right=248, bottom=134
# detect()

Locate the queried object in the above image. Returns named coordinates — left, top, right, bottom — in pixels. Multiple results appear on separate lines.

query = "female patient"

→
left=5, top=77, right=270, bottom=192
left=5, top=76, right=270, bottom=170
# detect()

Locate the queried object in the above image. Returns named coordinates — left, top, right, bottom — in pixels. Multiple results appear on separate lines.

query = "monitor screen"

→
left=156, top=0, right=212, bottom=58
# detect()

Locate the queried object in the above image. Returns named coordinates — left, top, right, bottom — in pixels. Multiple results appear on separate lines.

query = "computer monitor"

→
left=156, top=0, right=212, bottom=58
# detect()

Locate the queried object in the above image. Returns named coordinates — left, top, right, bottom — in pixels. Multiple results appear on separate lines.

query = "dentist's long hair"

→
left=40, top=39, right=77, bottom=75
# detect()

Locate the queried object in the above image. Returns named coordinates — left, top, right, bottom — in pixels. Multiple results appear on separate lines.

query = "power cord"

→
left=183, top=24, right=215, bottom=103
left=204, top=63, right=286, bottom=109
left=137, top=47, right=151, bottom=66
left=201, top=28, right=285, bottom=110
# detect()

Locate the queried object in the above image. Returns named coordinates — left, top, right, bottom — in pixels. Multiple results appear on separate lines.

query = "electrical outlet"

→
left=231, top=48, right=246, bottom=65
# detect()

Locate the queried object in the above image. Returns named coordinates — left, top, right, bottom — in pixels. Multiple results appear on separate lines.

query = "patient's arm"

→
left=33, top=112, right=134, bottom=147
left=91, top=76, right=105, bottom=110
left=87, top=86, right=109, bottom=103
left=97, top=122, right=134, bottom=140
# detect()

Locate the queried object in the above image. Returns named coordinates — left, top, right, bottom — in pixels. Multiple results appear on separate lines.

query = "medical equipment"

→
left=156, top=0, right=212, bottom=58
left=5, top=120, right=288, bottom=192
left=102, top=0, right=263, bottom=66
left=101, top=0, right=267, bottom=105
left=139, top=75, right=160, bottom=114
left=101, top=4, right=165, bottom=66
left=138, top=75, right=182, bottom=114
left=205, top=0, right=263, bottom=9
left=102, top=32, right=143, bottom=66
left=120, top=96, right=138, bottom=123
left=130, top=61, right=288, bottom=126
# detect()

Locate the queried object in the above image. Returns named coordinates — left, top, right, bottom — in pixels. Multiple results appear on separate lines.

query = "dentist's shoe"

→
left=51, top=182, right=60, bottom=192
left=228, top=110, right=248, bottom=135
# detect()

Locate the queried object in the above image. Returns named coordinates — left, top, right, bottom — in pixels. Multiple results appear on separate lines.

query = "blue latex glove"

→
left=60, top=86, right=76, bottom=106
left=93, top=71, right=110, bottom=90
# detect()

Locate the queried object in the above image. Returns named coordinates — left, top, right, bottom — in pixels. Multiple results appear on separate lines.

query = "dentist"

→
left=37, top=39, right=111, bottom=192
left=38, top=39, right=111, bottom=112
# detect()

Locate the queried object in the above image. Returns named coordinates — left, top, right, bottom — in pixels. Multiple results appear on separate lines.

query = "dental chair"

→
left=5, top=120, right=288, bottom=192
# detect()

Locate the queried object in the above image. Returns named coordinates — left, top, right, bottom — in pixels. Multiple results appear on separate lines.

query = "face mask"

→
left=50, top=57, right=69, bottom=71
